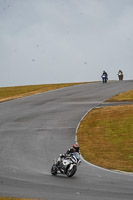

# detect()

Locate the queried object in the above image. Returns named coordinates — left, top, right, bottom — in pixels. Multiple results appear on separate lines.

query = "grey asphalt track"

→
left=0, top=80, right=133, bottom=200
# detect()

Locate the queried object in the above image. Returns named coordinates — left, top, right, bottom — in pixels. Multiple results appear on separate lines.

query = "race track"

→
left=0, top=80, right=133, bottom=200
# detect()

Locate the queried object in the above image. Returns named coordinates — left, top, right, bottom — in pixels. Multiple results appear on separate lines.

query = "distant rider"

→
left=117, top=70, right=123, bottom=81
left=101, top=71, right=108, bottom=83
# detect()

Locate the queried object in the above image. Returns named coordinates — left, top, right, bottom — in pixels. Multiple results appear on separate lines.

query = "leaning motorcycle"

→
left=51, top=152, right=81, bottom=177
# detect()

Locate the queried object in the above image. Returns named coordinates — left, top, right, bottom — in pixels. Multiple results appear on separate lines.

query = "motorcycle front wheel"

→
left=67, top=165, right=77, bottom=177
left=51, top=164, right=57, bottom=175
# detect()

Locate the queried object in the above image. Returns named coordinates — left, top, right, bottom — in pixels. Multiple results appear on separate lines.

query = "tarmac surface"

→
left=0, top=80, right=133, bottom=200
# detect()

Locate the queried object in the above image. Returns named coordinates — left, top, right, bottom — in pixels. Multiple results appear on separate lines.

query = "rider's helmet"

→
left=72, top=144, right=80, bottom=152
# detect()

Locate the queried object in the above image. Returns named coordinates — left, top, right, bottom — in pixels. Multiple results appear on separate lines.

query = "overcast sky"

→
left=0, top=0, right=133, bottom=87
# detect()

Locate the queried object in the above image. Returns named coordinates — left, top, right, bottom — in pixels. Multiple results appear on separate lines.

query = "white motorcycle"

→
left=51, top=152, right=81, bottom=177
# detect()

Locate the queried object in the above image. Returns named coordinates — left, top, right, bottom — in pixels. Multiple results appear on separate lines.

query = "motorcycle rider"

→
left=101, top=71, right=108, bottom=83
left=117, top=69, right=123, bottom=81
left=56, top=144, right=81, bottom=168
left=66, top=144, right=80, bottom=154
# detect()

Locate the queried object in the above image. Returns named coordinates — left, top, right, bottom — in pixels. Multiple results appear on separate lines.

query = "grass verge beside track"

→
left=106, top=88, right=133, bottom=102
left=0, top=82, right=89, bottom=103
left=77, top=89, right=133, bottom=172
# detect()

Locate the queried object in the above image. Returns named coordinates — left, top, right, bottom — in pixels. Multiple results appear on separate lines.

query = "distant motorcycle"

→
left=102, top=74, right=108, bottom=83
left=51, top=152, right=81, bottom=177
